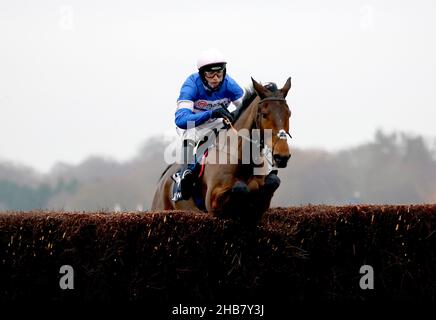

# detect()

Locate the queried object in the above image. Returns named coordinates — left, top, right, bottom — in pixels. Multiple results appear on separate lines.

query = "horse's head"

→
left=252, top=77, right=292, bottom=168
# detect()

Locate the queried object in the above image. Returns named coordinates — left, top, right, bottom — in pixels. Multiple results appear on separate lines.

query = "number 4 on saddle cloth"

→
left=171, top=128, right=219, bottom=204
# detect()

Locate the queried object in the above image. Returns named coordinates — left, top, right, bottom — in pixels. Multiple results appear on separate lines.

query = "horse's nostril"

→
left=273, top=154, right=291, bottom=168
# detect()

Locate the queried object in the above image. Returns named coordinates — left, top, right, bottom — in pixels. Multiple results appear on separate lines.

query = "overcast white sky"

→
left=1, top=0, right=435, bottom=173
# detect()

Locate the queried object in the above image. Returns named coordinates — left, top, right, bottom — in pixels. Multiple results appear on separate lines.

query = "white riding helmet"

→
left=196, top=49, right=227, bottom=91
left=196, top=48, right=227, bottom=70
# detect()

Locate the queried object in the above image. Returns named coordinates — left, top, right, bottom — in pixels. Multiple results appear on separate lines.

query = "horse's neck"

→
left=233, top=97, right=259, bottom=131
left=231, top=98, right=265, bottom=171
left=211, top=97, right=267, bottom=176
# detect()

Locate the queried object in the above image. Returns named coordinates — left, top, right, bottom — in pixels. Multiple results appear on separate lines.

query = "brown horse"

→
left=151, top=77, right=292, bottom=221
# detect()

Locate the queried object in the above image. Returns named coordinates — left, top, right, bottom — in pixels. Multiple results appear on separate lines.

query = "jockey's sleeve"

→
left=178, top=75, right=197, bottom=102
left=226, top=76, right=245, bottom=108
left=175, top=108, right=212, bottom=129
left=232, top=95, right=244, bottom=108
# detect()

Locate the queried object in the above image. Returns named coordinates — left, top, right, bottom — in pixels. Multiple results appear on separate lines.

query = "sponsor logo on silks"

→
left=197, top=100, right=208, bottom=108
left=194, top=98, right=230, bottom=111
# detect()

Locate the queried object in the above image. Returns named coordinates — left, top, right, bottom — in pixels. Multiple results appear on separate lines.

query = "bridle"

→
left=255, top=96, right=293, bottom=149
left=222, top=95, right=292, bottom=168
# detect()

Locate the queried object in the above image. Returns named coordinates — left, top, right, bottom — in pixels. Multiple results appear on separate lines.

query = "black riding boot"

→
left=179, top=139, right=196, bottom=200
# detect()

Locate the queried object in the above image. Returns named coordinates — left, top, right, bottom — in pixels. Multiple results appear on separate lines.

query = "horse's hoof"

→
left=232, top=181, right=249, bottom=194
left=265, top=173, right=281, bottom=191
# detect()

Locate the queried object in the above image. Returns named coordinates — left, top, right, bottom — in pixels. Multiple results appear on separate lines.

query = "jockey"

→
left=174, top=48, right=245, bottom=201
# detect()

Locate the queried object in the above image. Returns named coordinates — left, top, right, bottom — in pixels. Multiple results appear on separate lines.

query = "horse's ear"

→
left=251, top=77, right=268, bottom=99
left=280, top=77, right=292, bottom=97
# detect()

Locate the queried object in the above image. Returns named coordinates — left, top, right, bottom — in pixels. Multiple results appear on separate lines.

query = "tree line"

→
left=0, top=130, right=435, bottom=211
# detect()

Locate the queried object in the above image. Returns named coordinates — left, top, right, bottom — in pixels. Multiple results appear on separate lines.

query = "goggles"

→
left=204, top=70, right=224, bottom=79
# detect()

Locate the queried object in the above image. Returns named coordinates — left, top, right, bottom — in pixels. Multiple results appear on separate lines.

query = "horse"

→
left=151, top=77, right=292, bottom=222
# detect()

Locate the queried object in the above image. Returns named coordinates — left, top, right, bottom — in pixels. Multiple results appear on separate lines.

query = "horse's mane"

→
left=232, top=82, right=279, bottom=122
left=232, top=86, right=257, bottom=122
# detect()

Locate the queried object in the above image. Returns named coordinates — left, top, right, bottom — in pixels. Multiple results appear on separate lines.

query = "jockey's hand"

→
left=211, top=107, right=234, bottom=123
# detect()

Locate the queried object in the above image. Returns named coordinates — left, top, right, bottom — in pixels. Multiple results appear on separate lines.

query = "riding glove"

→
left=211, top=107, right=234, bottom=123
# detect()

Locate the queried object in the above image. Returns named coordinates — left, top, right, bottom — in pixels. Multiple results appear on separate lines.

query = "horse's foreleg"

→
left=206, top=172, right=281, bottom=220
left=226, top=181, right=252, bottom=219
left=256, top=171, right=281, bottom=212
left=263, top=171, right=281, bottom=193
left=211, top=181, right=259, bottom=222
left=207, top=180, right=255, bottom=220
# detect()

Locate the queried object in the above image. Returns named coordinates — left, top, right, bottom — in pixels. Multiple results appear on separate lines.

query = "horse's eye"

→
left=262, top=113, right=267, bottom=119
